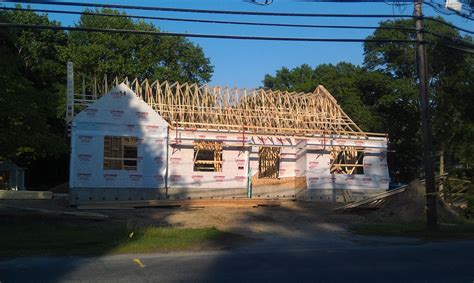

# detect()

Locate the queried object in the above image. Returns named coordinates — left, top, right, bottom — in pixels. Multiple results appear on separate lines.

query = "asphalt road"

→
left=1, top=237, right=474, bottom=282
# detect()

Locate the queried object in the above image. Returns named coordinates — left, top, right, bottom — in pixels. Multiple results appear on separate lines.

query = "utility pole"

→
left=414, top=0, right=438, bottom=230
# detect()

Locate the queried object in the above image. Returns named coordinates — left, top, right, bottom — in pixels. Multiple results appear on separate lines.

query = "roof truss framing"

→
left=70, top=75, right=385, bottom=137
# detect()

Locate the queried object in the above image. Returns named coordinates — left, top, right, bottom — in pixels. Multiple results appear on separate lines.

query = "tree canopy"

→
left=62, top=8, right=213, bottom=84
left=264, top=18, right=473, bottom=181
left=0, top=7, right=214, bottom=187
left=0, top=8, right=67, bottom=162
left=364, top=18, right=473, bottom=180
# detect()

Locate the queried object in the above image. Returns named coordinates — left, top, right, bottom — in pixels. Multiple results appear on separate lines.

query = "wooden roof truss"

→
left=69, top=76, right=384, bottom=137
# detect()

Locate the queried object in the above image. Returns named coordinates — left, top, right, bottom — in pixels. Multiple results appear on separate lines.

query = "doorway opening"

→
left=258, top=147, right=281, bottom=178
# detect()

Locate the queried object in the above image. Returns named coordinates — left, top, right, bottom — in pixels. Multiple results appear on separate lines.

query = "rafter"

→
left=70, top=77, right=387, bottom=137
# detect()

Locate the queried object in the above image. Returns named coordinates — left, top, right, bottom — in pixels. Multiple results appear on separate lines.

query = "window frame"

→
left=329, top=146, right=364, bottom=175
left=193, top=141, right=223, bottom=172
left=103, top=136, right=138, bottom=171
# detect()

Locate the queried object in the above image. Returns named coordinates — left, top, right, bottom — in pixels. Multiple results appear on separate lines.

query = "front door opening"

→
left=258, top=147, right=281, bottom=179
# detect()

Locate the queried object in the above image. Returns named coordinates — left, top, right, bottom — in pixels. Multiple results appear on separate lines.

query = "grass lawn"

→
left=351, top=219, right=474, bottom=240
left=0, top=222, right=242, bottom=257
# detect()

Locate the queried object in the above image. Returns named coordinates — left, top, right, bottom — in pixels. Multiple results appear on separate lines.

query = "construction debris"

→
left=334, top=179, right=463, bottom=222
left=0, top=190, right=53, bottom=200
left=333, top=185, right=408, bottom=211
left=438, top=177, right=472, bottom=210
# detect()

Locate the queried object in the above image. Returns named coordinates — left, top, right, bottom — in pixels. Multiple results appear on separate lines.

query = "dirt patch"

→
left=364, top=180, right=459, bottom=222
left=0, top=198, right=361, bottom=243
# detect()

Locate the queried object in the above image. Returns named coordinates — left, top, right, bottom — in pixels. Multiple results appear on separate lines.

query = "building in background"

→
left=0, top=161, right=25, bottom=191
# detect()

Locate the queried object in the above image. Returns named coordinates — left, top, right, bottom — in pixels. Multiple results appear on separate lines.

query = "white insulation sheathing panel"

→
left=70, top=84, right=168, bottom=189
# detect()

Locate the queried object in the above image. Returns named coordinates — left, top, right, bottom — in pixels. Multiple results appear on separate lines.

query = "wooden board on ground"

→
left=77, top=199, right=283, bottom=210
left=0, top=190, right=53, bottom=200
left=332, top=185, right=408, bottom=211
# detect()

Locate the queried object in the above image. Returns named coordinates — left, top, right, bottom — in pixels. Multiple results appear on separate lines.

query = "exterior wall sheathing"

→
left=69, top=84, right=390, bottom=204
left=69, top=84, right=169, bottom=204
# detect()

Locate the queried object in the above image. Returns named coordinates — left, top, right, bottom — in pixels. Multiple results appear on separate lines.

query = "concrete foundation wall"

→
left=69, top=187, right=167, bottom=205
left=296, top=188, right=386, bottom=202
left=167, top=187, right=247, bottom=200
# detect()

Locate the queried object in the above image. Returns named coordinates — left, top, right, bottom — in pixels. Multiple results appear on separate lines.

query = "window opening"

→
left=193, top=141, right=223, bottom=172
left=330, top=146, right=364, bottom=174
left=104, top=136, right=138, bottom=170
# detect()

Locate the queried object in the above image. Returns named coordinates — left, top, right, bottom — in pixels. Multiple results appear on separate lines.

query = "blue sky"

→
left=3, top=0, right=473, bottom=88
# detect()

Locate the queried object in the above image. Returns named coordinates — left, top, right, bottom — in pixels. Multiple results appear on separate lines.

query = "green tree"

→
left=62, top=8, right=213, bottom=84
left=263, top=62, right=421, bottom=180
left=364, top=18, right=473, bottom=180
left=0, top=8, right=68, bottom=162
left=263, top=62, right=381, bottom=132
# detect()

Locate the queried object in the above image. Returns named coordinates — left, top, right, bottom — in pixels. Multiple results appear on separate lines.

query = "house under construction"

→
left=66, top=63, right=390, bottom=204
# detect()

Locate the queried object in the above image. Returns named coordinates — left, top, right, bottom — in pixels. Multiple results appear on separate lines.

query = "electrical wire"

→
left=424, top=0, right=474, bottom=20
left=424, top=1, right=457, bottom=15
left=434, top=41, right=474, bottom=53
left=0, top=22, right=423, bottom=43
left=428, top=33, right=474, bottom=49
left=424, top=16, right=474, bottom=34
left=3, top=0, right=472, bottom=34
left=0, top=6, right=418, bottom=32
left=2, top=22, right=472, bottom=54
left=2, top=6, right=471, bottom=48
left=2, top=0, right=416, bottom=18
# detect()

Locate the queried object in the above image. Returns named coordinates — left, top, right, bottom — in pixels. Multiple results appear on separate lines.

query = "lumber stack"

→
left=0, top=190, right=53, bottom=200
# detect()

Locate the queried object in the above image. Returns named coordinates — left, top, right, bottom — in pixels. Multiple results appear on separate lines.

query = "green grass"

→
left=351, top=219, right=474, bottom=240
left=0, top=222, right=240, bottom=257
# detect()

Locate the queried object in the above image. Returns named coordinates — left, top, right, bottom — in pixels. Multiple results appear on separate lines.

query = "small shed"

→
left=0, top=160, right=25, bottom=190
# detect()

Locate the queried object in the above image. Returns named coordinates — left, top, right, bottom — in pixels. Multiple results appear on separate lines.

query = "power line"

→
left=0, top=7, right=418, bottom=32
left=436, top=41, right=474, bottom=53
left=424, top=16, right=474, bottom=34
left=2, top=0, right=416, bottom=18
left=0, top=22, right=423, bottom=43
left=3, top=0, right=472, bottom=34
left=423, top=1, right=474, bottom=20
left=2, top=6, right=472, bottom=48
left=426, top=30, right=474, bottom=48
left=2, top=22, right=473, bottom=54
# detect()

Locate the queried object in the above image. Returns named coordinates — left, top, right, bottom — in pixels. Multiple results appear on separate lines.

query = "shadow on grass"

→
left=0, top=214, right=245, bottom=258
